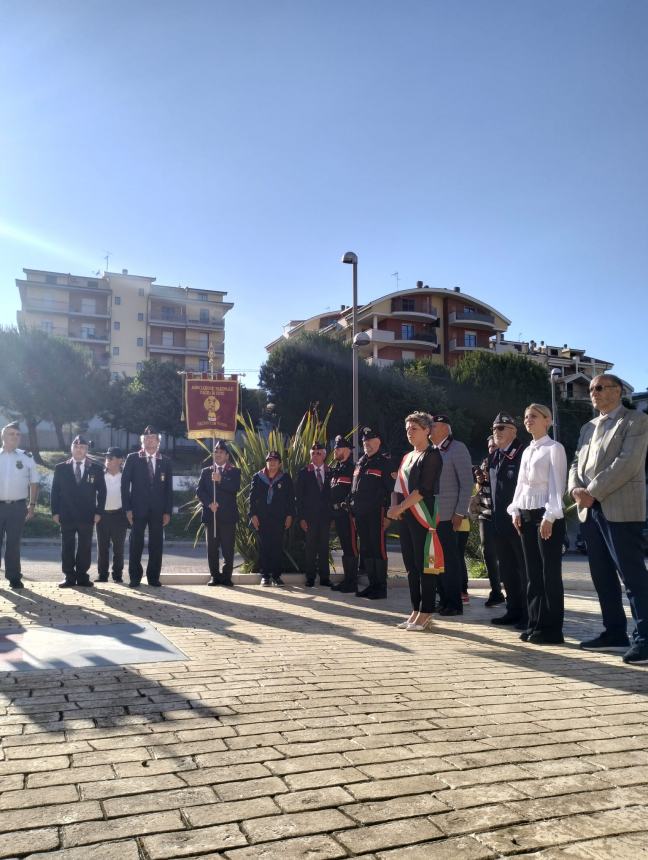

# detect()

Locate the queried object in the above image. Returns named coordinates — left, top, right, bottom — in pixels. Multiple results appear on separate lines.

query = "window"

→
left=194, top=333, right=209, bottom=349
left=402, top=298, right=415, bottom=312
left=40, top=320, right=53, bottom=334
left=161, top=305, right=176, bottom=321
left=45, top=274, right=56, bottom=284
left=114, top=296, right=121, bottom=305
left=113, top=321, right=120, bottom=330
left=112, top=346, right=120, bottom=356
left=198, top=293, right=208, bottom=302
left=137, top=337, right=144, bottom=347
left=401, top=350, right=416, bottom=362
left=138, top=288, right=145, bottom=296
left=136, top=362, right=144, bottom=372
left=137, top=312, right=144, bottom=321
left=162, top=331, right=174, bottom=347
left=463, top=306, right=475, bottom=315
left=401, top=323, right=415, bottom=340
left=87, top=280, right=97, bottom=288
left=81, top=324, right=96, bottom=339
left=81, top=298, right=96, bottom=314
left=464, top=332, right=477, bottom=348
left=199, top=309, right=209, bottom=322
left=198, top=358, right=209, bottom=372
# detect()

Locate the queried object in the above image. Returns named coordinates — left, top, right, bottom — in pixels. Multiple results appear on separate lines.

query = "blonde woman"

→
left=388, top=412, right=443, bottom=631
left=508, top=404, right=567, bottom=645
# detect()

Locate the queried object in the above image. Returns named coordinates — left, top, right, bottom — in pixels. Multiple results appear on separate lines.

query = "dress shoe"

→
left=148, top=581, right=162, bottom=587
left=77, top=580, right=93, bottom=588
left=622, top=643, right=648, bottom=664
left=367, top=589, right=387, bottom=600
left=272, top=577, right=285, bottom=587
left=260, top=577, right=272, bottom=587
left=127, top=581, right=140, bottom=589
left=407, top=617, right=434, bottom=632
left=519, top=630, right=532, bottom=642
left=485, top=593, right=506, bottom=607
left=97, top=576, right=109, bottom=583
left=332, top=581, right=357, bottom=593
left=58, top=581, right=75, bottom=588
left=319, top=579, right=332, bottom=587
left=580, top=633, right=630, bottom=652
left=439, top=607, right=462, bottom=617
left=9, top=580, right=24, bottom=590
left=491, top=613, right=521, bottom=626
left=221, top=580, right=235, bottom=588
left=304, top=579, right=315, bottom=588
left=113, top=578, right=123, bottom=584
left=528, top=631, right=565, bottom=645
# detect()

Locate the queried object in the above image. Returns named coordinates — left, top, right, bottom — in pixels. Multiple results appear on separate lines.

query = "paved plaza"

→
left=0, top=555, right=647, bottom=858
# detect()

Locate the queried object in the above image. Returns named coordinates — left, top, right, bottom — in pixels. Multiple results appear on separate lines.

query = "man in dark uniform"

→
left=472, top=435, right=505, bottom=606
left=329, top=435, right=358, bottom=593
left=0, top=421, right=40, bottom=590
left=249, top=451, right=295, bottom=586
left=196, top=439, right=240, bottom=587
left=121, top=426, right=173, bottom=588
left=97, top=446, right=127, bottom=583
left=348, top=427, right=393, bottom=599
left=51, top=435, right=106, bottom=588
left=489, top=412, right=528, bottom=628
left=297, top=441, right=331, bottom=587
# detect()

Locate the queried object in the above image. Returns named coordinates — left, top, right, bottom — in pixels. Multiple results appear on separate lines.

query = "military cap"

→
left=265, top=450, right=281, bottom=461
left=142, top=425, right=159, bottom=436
left=214, top=439, right=230, bottom=454
left=492, top=412, right=517, bottom=428
left=105, top=446, right=124, bottom=459
left=432, top=414, right=451, bottom=425
left=361, top=427, right=381, bottom=441
left=310, top=441, right=326, bottom=451
left=334, top=435, right=351, bottom=449
left=72, top=435, right=89, bottom=446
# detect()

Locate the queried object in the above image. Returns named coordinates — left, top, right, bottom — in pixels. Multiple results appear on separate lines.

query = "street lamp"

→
left=550, top=368, right=562, bottom=442
left=341, top=252, right=360, bottom=455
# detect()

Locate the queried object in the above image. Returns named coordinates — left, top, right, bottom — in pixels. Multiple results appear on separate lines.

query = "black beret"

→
left=105, top=446, right=124, bottom=458
left=334, top=435, right=351, bottom=449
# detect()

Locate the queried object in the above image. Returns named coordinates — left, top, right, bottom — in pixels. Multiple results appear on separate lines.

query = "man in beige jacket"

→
left=568, top=374, right=648, bottom=664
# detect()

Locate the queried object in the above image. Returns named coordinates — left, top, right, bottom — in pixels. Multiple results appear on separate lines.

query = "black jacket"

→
left=249, top=470, right=295, bottom=523
left=296, top=464, right=331, bottom=523
left=51, top=459, right=106, bottom=524
left=329, top=457, right=355, bottom=515
left=349, top=450, right=394, bottom=518
left=121, top=450, right=174, bottom=518
left=489, top=438, right=527, bottom=526
left=196, top=464, right=240, bottom=524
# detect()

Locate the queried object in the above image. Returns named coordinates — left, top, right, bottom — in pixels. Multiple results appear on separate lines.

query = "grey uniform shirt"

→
left=0, top=448, right=38, bottom=502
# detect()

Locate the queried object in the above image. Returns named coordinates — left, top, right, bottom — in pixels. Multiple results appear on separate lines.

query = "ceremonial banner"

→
left=184, top=378, right=239, bottom=440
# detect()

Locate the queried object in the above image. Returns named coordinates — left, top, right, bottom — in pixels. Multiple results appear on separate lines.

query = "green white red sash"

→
left=395, top=451, right=444, bottom=575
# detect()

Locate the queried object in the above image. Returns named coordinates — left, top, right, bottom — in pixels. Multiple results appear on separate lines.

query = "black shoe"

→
left=528, top=631, right=565, bottom=645
left=485, top=593, right=506, bottom=607
left=580, top=633, right=630, bottom=652
left=334, top=581, right=358, bottom=593
left=261, top=577, right=272, bottom=587
left=207, top=580, right=221, bottom=587
left=148, top=581, right=162, bottom=587
left=439, top=607, right=463, bottom=617
left=319, top=578, right=332, bottom=586
left=58, top=581, right=76, bottom=588
left=519, top=630, right=532, bottom=642
left=221, top=580, right=234, bottom=588
left=77, top=580, right=94, bottom=588
left=305, top=579, right=315, bottom=588
left=367, top=590, right=387, bottom=600
left=356, top=584, right=373, bottom=597
left=128, top=581, right=140, bottom=589
left=622, top=643, right=648, bottom=664
left=272, top=577, right=285, bottom=587
left=9, top=580, right=24, bottom=590
left=97, top=576, right=109, bottom=583
left=492, top=613, right=522, bottom=626
left=113, top=578, right=123, bottom=583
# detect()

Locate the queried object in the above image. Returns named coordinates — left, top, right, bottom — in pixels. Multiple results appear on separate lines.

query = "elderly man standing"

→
left=429, top=415, right=474, bottom=616
left=0, top=422, right=40, bottom=590
left=121, top=425, right=173, bottom=588
left=489, top=413, right=528, bottom=628
left=297, top=441, right=332, bottom=587
left=569, top=374, right=648, bottom=664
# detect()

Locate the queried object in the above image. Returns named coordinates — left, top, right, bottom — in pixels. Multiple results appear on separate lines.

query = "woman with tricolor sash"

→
left=388, top=412, right=444, bottom=632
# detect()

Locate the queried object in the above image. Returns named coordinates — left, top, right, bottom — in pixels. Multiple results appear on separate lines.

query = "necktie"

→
left=147, top=456, right=155, bottom=483
left=75, top=462, right=82, bottom=484
left=584, top=417, right=608, bottom=481
left=316, top=467, right=323, bottom=490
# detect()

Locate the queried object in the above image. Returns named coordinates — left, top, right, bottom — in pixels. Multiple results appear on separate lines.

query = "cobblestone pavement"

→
left=0, top=558, right=647, bottom=858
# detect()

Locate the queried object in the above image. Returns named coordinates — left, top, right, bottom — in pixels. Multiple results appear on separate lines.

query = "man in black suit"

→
left=196, top=440, right=240, bottom=587
left=121, top=425, right=173, bottom=588
left=297, top=441, right=332, bottom=587
left=51, top=435, right=106, bottom=588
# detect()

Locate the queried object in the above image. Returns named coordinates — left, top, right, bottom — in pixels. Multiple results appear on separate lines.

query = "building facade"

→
left=16, top=268, right=232, bottom=379
left=266, top=282, right=511, bottom=368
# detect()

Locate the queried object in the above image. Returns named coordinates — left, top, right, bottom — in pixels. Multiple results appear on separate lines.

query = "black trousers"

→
left=129, top=512, right=164, bottom=584
left=400, top=514, right=437, bottom=613
left=205, top=517, right=236, bottom=580
left=0, top=501, right=27, bottom=582
left=61, top=522, right=94, bottom=584
left=258, top=518, right=285, bottom=579
left=355, top=510, right=386, bottom=562
left=304, top=517, right=330, bottom=581
left=494, top=515, right=527, bottom=617
left=457, top=530, right=469, bottom=592
left=582, top=504, right=648, bottom=643
left=333, top=512, right=357, bottom=558
left=96, top=510, right=127, bottom=580
left=435, top=520, right=463, bottom=612
left=479, top=518, right=501, bottom=595
left=520, top=509, right=565, bottom=636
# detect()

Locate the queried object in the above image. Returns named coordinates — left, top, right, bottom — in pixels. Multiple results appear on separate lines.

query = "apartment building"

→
left=266, top=282, right=511, bottom=368
left=16, top=268, right=232, bottom=379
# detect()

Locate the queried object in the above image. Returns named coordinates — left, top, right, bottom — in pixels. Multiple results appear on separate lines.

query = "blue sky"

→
left=1, top=0, right=647, bottom=391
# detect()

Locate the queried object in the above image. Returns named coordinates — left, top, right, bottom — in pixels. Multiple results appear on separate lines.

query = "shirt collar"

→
left=529, top=435, right=551, bottom=449
left=599, top=404, right=623, bottom=421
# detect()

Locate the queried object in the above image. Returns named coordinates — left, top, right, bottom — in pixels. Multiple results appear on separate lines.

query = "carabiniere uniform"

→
left=0, top=441, right=38, bottom=588
left=329, top=437, right=358, bottom=593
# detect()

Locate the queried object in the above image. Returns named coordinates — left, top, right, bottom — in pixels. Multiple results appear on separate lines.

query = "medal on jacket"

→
left=161, top=473, right=165, bottom=482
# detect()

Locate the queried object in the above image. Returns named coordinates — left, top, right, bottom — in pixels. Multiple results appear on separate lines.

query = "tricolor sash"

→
left=395, top=451, right=444, bottom=574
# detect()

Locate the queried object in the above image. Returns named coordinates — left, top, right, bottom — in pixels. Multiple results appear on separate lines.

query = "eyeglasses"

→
left=589, top=384, right=620, bottom=393
left=492, top=425, right=509, bottom=432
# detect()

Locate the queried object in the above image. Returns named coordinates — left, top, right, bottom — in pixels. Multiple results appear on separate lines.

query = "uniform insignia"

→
left=161, top=473, right=165, bottom=481
left=277, top=483, right=282, bottom=489
left=16, top=461, right=24, bottom=469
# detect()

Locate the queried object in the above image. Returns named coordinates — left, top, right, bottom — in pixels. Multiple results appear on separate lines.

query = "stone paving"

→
left=0, top=557, right=647, bottom=859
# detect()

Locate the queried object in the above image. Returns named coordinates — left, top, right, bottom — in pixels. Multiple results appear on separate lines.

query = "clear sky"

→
left=1, top=0, right=647, bottom=391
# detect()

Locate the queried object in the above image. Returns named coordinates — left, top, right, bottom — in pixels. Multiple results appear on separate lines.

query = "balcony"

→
left=449, top=339, right=489, bottom=353
left=393, top=332, right=439, bottom=348
left=20, top=299, right=110, bottom=318
left=449, top=310, right=496, bottom=329
left=68, top=332, right=110, bottom=344
left=149, top=342, right=224, bottom=356
left=149, top=314, right=225, bottom=330
left=365, top=357, right=394, bottom=368
left=364, top=328, right=395, bottom=344
left=18, top=277, right=110, bottom=294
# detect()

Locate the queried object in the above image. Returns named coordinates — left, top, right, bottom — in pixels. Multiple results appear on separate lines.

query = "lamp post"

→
left=341, top=251, right=359, bottom=455
left=550, top=368, right=562, bottom=442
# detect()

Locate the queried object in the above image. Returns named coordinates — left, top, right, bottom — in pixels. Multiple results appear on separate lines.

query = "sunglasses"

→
left=589, top=384, right=619, bottom=393
left=492, top=425, right=510, bottom=432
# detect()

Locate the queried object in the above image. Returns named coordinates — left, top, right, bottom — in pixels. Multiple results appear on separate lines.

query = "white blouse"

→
left=507, top=436, right=567, bottom=523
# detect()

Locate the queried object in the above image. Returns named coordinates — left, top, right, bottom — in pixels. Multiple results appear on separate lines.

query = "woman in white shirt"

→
left=508, top=403, right=567, bottom=645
